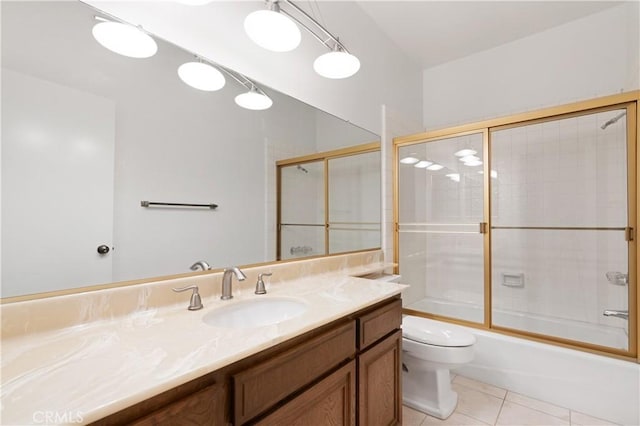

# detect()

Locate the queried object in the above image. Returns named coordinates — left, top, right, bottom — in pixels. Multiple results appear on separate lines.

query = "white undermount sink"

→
left=202, top=297, right=308, bottom=328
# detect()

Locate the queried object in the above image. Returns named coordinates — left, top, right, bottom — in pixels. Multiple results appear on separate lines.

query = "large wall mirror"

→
left=1, top=1, right=380, bottom=299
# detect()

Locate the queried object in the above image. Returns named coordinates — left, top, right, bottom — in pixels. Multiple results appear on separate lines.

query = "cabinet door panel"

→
left=358, top=330, right=402, bottom=426
left=234, top=321, right=356, bottom=424
left=256, top=361, right=356, bottom=426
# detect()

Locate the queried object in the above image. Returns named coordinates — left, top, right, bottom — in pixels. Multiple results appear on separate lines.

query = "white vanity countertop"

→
left=0, top=266, right=406, bottom=424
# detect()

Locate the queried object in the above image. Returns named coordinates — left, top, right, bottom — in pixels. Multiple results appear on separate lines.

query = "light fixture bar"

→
left=280, top=0, right=349, bottom=53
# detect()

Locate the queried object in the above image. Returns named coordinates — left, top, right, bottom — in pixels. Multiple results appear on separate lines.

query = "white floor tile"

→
left=506, top=391, right=570, bottom=421
left=422, top=412, right=490, bottom=425
left=403, top=405, right=427, bottom=426
left=497, top=400, right=569, bottom=425
left=454, top=375, right=507, bottom=399
left=570, top=411, right=619, bottom=426
left=452, top=382, right=504, bottom=425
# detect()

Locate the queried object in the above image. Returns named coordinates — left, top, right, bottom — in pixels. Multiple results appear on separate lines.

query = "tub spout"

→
left=603, top=309, right=628, bottom=320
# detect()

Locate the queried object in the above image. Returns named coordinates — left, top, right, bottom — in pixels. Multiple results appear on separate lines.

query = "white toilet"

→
left=402, top=315, right=476, bottom=419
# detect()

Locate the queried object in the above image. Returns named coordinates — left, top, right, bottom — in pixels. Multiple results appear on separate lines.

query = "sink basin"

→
left=202, top=297, right=308, bottom=328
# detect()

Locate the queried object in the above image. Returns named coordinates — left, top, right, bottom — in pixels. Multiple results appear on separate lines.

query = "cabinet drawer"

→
left=358, top=298, right=402, bottom=350
left=233, top=321, right=356, bottom=424
left=256, top=361, right=356, bottom=426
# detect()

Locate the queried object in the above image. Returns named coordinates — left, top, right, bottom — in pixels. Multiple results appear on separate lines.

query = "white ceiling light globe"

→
left=313, top=50, right=360, bottom=79
left=244, top=10, right=301, bottom=52
left=178, top=62, right=226, bottom=91
left=235, top=89, right=273, bottom=110
left=92, top=21, right=157, bottom=58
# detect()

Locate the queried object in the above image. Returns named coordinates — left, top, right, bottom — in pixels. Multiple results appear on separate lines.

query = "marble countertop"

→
left=1, top=265, right=405, bottom=424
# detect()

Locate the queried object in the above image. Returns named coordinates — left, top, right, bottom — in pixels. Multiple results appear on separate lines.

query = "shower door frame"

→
left=276, top=141, right=381, bottom=261
left=393, top=91, right=640, bottom=362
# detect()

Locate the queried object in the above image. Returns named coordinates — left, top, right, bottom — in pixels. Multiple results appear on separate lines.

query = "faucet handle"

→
left=172, top=285, right=203, bottom=311
left=255, top=273, right=273, bottom=295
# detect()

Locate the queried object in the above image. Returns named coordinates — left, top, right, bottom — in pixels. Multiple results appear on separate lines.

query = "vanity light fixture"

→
left=244, top=1, right=301, bottom=52
left=400, top=155, right=420, bottom=165
left=92, top=17, right=157, bottom=58
left=245, top=0, right=360, bottom=79
left=414, top=160, right=433, bottom=169
left=426, top=164, right=444, bottom=171
left=235, top=86, right=273, bottom=110
left=178, top=60, right=226, bottom=91
left=313, top=44, right=360, bottom=79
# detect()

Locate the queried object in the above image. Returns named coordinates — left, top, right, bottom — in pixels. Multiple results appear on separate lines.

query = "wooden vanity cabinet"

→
left=92, top=296, right=402, bottom=426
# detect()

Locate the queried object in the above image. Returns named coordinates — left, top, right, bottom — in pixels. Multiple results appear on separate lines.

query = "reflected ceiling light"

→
left=313, top=45, right=360, bottom=79
left=478, top=170, right=498, bottom=178
left=464, top=160, right=483, bottom=167
left=92, top=20, right=157, bottom=58
left=400, top=155, right=420, bottom=165
left=244, top=1, right=301, bottom=52
left=178, top=61, right=225, bottom=91
left=426, top=164, right=444, bottom=171
left=454, top=149, right=477, bottom=157
left=414, top=160, right=433, bottom=169
left=235, top=87, right=273, bottom=110
left=459, top=155, right=480, bottom=163
left=446, top=173, right=461, bottom=182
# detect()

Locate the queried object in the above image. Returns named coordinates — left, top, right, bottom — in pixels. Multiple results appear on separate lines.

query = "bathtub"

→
left=405, top=299, right=639, bottom=425
left=408, top=297, right=628, bottom=349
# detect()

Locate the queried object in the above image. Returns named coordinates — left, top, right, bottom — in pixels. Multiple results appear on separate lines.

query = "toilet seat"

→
left=402, top=315, right=476, bottom=347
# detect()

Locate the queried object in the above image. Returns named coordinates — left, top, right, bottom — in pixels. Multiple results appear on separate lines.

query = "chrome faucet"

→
left=221, top=267, right=246, bottom=300
left=603, top=309, right=628, bottom=320
left=190, top=260, right=211, bottom=271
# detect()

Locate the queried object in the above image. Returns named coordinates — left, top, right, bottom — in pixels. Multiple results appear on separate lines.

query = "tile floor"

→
left=402, top=375, right=619, bottom=426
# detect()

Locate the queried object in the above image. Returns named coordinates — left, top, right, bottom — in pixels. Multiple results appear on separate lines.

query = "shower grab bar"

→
left=141, top=201, right=218, bottom=209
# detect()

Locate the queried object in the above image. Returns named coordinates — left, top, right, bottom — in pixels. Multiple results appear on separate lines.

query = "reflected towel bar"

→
left=141, top=201, right=218, bottom=209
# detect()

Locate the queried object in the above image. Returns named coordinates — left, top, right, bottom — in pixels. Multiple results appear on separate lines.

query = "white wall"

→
left=423, top=2, right=640, bottom=129
left=87, top=1, right=423, bottom=137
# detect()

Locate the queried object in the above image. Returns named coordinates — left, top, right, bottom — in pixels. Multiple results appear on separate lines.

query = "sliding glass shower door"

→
left=491, top=108, right=632, bottom=351
left=398, top=132, right=486, bottom=323
left=395, top=96, right=637, bottom=357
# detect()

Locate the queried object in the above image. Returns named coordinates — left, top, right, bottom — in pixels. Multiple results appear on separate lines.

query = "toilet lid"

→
left=402, top=315, right=476, bottom=347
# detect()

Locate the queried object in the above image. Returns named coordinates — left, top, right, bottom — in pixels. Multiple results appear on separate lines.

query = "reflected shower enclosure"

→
left=277, top=144, right=381, bottom=260
left=396, top=98, right=637, bottom=357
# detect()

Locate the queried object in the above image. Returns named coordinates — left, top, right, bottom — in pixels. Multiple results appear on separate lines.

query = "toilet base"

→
left=402, top=368, right=458, bottom=419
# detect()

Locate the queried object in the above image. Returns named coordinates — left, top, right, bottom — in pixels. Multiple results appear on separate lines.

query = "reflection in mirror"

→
left=277, top=144, right=381, bottom=260
left=1, top=1, right=380, bottom=299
